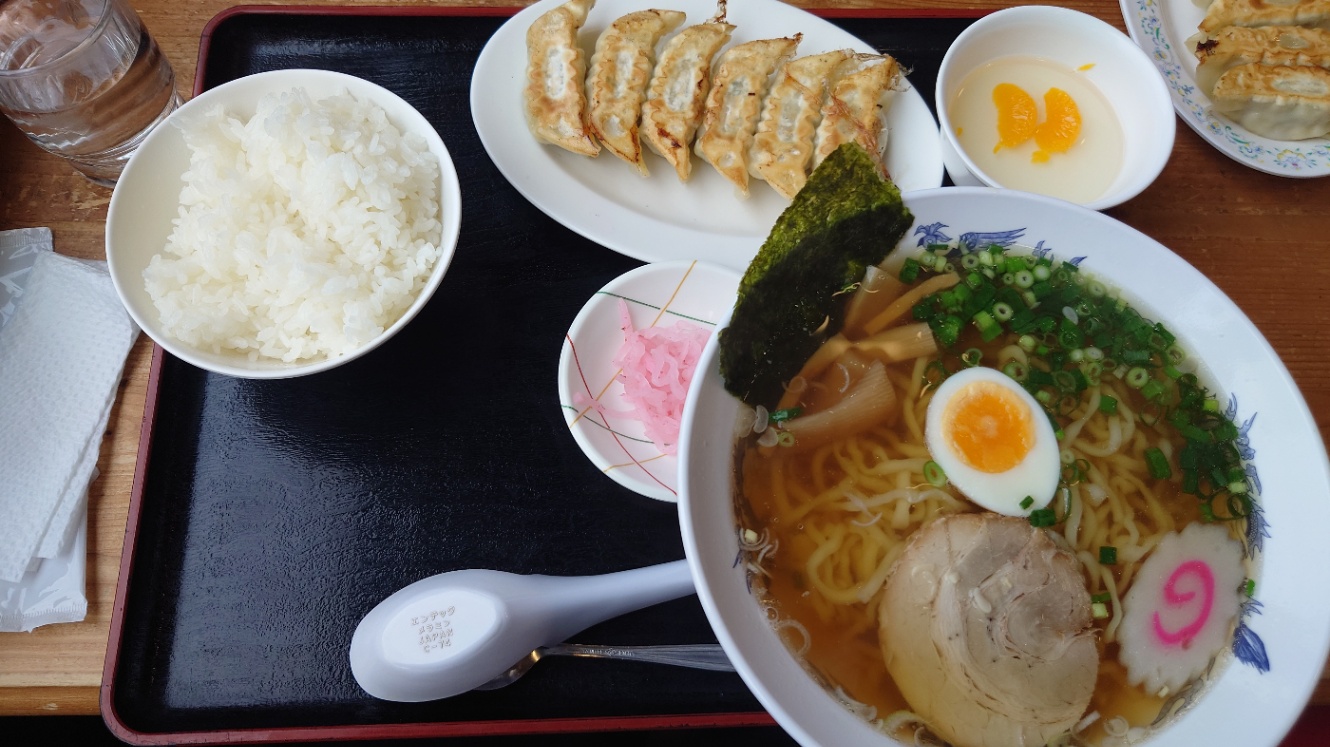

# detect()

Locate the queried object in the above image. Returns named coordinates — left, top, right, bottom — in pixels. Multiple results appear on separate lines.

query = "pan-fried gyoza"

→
left=524, top=0, right=600, bottom=157
left=521, top=1, right=909, bottom=198
left=747, top=49, right=852, bottom=199
left=694, top=35, right=801, bottom=196
left=812, top=55, right=901, bottom=171
left=586, top=9, right=686, bottom=174
left=641, top=9, right=735, bottom=181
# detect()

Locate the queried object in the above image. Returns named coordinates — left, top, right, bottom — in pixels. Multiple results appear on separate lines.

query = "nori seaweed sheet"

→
left=718, top=144, right=913, bottom=408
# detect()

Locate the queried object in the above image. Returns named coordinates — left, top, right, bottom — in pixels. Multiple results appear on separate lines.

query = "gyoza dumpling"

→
left=811, top=54, right=902, bottom=171
left=525, top=0, right=599, bottom=157
left=694, top=35, right=802, bottom=197
left=1210, top=62, right=1330, bottom=139
left=748, top=49, right=853, bottom=199
left=1198, top=0, right=1330, bottom=34
left=640, top=10, right=735, bottom=182
left=586, top=9, right=686, bottom=175
left=1192, top=25, right=1330, bottom=95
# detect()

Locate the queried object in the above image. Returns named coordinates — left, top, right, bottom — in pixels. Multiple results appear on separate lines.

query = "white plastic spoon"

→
left=349, top=559, right=696, bottom=702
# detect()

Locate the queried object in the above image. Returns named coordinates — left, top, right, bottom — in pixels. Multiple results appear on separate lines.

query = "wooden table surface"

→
left=1, top=0, right=1327, bottom=725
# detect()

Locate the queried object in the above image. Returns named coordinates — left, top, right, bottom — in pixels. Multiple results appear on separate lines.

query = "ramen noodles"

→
left=733, top=240, right=1257, bottom=747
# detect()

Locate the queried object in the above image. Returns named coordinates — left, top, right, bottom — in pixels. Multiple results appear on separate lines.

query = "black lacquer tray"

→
left=101, top=6, right=978, bottom=744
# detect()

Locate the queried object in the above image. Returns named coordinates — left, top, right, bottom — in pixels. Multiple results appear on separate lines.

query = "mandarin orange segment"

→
left=1033, top=87, right=1082, bottom=161
left=992, top=83, right=1037, bottom=153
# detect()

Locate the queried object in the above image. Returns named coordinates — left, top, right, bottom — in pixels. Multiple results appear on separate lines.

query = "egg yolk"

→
left=943, top=382, right=1035, bottom=473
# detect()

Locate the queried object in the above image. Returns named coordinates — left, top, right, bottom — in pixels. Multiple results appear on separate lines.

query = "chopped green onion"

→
left=972, top=309, right=1002, bottom=342
left=776, top=431, right=795, bottom=447
left=1140, top=379, right=1166, bottom=401
left=962, top=348, right=983, bottom=367
left=1099, top=546, right=1118, bottom=565
left=1145, top=447, right=1172, bottom=479
left=902, top=242, right=1253, bottom=515
left=769, top=407, right=802, bottom=423
left=1028, top=508, right=1057, bottom=528
left=1091, top=602, right=1109, bottom=620
left=899, top=257, right=921, bottom=283
left=1020, top=496, right=1034, bottom=510
left=1091, top=591, right=1111, bottom=604
left=931, top=315, right=962, bottom=348
left=923, top=460, right=947, bottom=487
left=1244, top=579, right=1256, bottom=598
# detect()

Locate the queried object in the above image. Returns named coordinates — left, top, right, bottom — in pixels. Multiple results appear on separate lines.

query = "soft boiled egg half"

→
left=924, top=366, right=1060, bottom=516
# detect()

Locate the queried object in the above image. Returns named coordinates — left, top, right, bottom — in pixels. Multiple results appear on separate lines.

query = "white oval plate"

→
left=472, top=0, right=944, bottom=272
left=559, top=260, right=739, bottom=502
left=680, top=187, right=1330, bottom=747
left=1119, top=0, right=1330, bottom=177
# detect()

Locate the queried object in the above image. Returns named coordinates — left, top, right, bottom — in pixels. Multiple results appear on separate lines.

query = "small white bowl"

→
left=106, top=69, right=462, bottom=378
left=936, top=5, right=1174, bottom=210
left=558, top=260, right=740, bottom=502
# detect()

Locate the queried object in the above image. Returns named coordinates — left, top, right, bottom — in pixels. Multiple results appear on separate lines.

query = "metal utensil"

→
left=349, top=560, right=697, bottom=702
left=475, top=642, right=734, bottom=691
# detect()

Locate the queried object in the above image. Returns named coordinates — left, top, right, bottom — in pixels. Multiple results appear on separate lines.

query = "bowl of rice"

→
left=106, top=68, right=461, bottom=378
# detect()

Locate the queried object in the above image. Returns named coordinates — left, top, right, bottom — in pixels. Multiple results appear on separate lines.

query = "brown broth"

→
left=736, top=267, right=1240, bottom=743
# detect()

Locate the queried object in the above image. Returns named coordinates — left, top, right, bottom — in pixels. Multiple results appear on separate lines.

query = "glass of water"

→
left=0, top=0, right=182, bottom=186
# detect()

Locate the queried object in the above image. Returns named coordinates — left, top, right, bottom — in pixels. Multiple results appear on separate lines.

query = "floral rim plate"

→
left=558, top=260, right=740, bottom=502
left=1119, top=0, right=1330, bottom=177
left=472, top=0, right=944, bottom=272
left=680, top=187, right=1330, bottom=747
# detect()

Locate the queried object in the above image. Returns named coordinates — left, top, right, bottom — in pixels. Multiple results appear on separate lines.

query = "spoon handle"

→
left=534, top=559, right=696, bottom=642
left=545, top=642, right=734, bottom=671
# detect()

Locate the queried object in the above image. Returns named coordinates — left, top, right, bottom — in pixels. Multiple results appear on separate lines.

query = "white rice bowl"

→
left=108, top=69, right=462, bottom=378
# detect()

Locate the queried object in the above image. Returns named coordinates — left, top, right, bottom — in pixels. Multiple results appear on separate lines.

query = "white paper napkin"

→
left=0, top=227, right=49, bottom=328
left=0, top=245, right=139, bottom=584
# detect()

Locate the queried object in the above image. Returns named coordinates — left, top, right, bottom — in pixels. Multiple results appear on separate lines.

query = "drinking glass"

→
left=0, top=0, right=182, bottom=186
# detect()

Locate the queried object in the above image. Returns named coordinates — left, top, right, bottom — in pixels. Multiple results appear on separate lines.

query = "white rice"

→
left=144, top=87, right=443, bottom=363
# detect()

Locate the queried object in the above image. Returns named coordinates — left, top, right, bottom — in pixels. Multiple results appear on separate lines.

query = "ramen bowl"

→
left=935, top=5, right=1174, bottom=210
left=106, top=68, right=462, bottom=379
left=678, top=187, right=1330, bottom=747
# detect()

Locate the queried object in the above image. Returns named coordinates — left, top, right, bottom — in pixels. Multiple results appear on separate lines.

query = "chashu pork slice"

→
left=878, top=514, right=1098, bottom=747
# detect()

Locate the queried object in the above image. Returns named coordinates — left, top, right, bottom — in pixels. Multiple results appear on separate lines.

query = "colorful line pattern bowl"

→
left=559, top=260, right=741, bottom=502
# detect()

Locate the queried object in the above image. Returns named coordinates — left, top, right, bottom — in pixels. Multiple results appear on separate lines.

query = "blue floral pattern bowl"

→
left=1120, top=0, right=1330, bottom=177
left=679, top=187, right=1330, bottom=747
